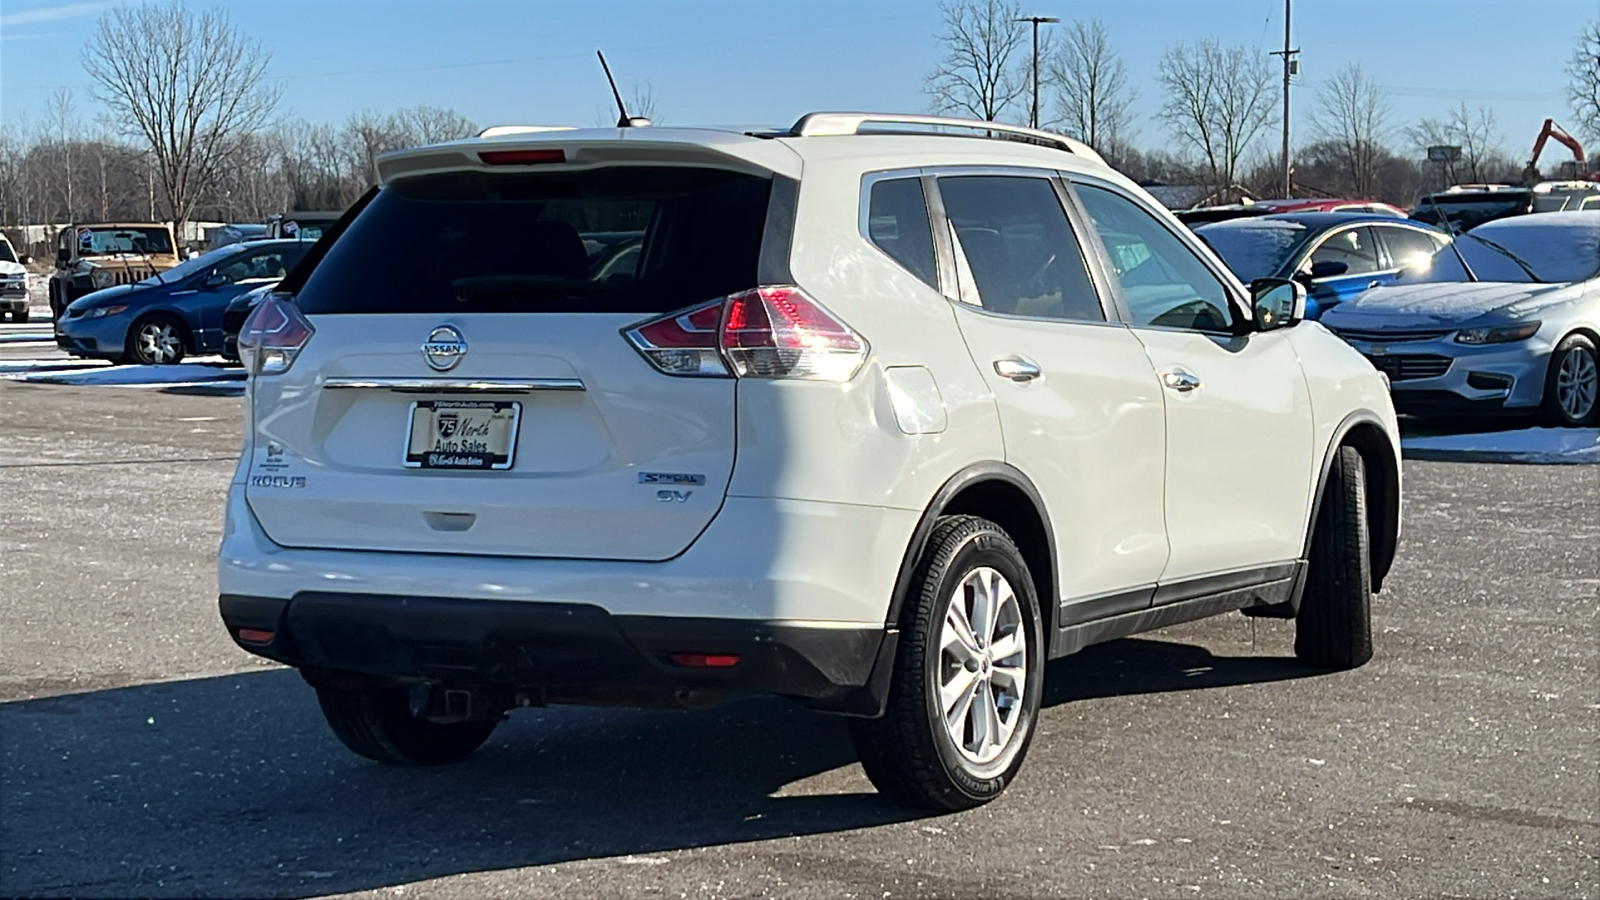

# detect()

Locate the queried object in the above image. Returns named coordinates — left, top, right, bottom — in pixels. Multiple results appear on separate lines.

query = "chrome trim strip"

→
left=322, top=377, right=584, bottom=393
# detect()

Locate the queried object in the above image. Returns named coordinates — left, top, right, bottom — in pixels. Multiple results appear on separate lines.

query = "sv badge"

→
left=656, top=490, right=692, bottom=503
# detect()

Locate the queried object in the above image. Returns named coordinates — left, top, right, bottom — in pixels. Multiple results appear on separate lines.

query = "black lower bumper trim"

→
left=1391, top=390, right=1524, bottom=419
left=219, top=592, right=893, bottom=716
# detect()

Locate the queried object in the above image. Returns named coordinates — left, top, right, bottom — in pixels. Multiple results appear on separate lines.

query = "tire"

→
left=13, top=309, right=28, bottom=324
left=1295, top=445, right=1374, bottom=669
left=1542, top=334, right=1600, bottom=427
left=124, top=315, right=187, bottom=365
left=849, top=515, right=1044, bottom=810
left=315, top=684, right=498, bottom=766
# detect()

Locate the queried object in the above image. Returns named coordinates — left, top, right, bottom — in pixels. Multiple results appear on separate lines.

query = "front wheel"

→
left=1543, top=334, right=1599, bottom=427
left=1296, top=445, right=1374, bottom=669
left=124, top=316, right=186, bottom=365
left=315, top=684, right=498, bottom=766
left=850, top=515, right=1044, bottom=810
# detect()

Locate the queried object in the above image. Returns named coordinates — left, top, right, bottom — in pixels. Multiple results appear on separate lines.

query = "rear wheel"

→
left=850, top=515, right=1044, bottom=810
left=13, top=309, right=28, bottom=324
left=1296, top=445, right=1374, bottom=669
left=1542, top=334, right=1599, bottom=427
left=124, top=315, right=186, bottom=365
left=315, top=684, right=498, bottom=766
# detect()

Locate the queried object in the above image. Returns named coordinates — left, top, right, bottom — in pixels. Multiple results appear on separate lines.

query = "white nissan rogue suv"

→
left=219, top=113, right=1401, bottom=810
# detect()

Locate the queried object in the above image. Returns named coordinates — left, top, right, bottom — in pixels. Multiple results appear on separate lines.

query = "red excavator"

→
left=1524, top=118, right=1592, bottom=183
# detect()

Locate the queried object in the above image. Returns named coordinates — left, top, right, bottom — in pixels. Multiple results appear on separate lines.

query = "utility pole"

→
left=1268, top=0, right=1299, bottom=198
left=1016, top=15, right=1059, bottom=128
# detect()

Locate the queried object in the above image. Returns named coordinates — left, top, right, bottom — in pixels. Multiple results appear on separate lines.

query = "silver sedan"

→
left=1320, top=211, right=1600, bottom=426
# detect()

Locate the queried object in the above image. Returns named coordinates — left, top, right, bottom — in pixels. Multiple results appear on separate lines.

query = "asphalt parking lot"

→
left=0, top=377, right=1595, bottom=900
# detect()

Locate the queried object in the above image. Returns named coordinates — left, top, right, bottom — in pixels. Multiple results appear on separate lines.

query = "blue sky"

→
left=2, top=0, right=1595, bottom=160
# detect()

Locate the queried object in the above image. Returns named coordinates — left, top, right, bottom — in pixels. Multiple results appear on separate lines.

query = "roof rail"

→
left=477, top=125, right=576, bottom=138
left=788, top=112, right=1104, bottom=164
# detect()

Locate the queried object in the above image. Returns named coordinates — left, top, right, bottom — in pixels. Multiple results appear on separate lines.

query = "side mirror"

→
left=203, top=271, right=228, bottom=289
left=1250, top=277, right=1305, bottom=332
left=18, top=255, right=32, bottom=266
left=1308, top=260, right=1349, bottom=280
left=56, top=248, right=70, bottom=266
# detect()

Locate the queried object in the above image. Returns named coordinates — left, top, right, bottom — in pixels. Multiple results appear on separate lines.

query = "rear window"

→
left=295, top=167, right=772, bottom=314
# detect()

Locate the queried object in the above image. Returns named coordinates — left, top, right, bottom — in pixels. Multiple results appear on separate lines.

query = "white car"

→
left=0, top=234, right=31, bottom=322
left=219, top=114, right=1401, bottom=809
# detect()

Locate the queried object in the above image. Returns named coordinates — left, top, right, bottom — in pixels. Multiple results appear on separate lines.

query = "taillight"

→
left=623, top=286, right=867, bottom=382
left=623, top=300, right=728, bottom=376
left=721, top=286, right=866, bottom=381
left=238, top=295, right=314, bottom=376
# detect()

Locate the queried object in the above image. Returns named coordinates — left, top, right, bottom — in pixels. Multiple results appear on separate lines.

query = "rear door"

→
left=931, top=172, right=1170, bottom=617
left=245, top=165, right=776, bottom=561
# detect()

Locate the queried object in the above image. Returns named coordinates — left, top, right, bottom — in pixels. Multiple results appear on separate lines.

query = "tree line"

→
left=4, top=0, right=1600, bottom=239
left=928, top=0, right=1600, bottom=205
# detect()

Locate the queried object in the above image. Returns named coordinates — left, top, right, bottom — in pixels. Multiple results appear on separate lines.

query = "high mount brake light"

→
left=478, top=149, right=567, bottom=165
left=238, top=295, right=314, bottom=376
left=623, top=286, right=867, bottom=382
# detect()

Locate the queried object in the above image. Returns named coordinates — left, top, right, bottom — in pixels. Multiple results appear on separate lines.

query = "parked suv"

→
left=219, top=114, right=1402, bottom=810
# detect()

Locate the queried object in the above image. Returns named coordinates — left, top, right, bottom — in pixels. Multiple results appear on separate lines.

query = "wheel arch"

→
left=886, top=463, right=1058, bottom=636
left=1308, top=412, right=1400, bottom=590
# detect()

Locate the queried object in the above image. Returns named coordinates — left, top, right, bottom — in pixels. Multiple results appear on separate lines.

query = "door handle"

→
left=1161, top=368, right=1202, bottom=393
left=993, top=357, right=1041, bottom=382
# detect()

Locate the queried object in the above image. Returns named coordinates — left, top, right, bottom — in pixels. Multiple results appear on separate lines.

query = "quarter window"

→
left=936, top=175, right=1104, bottom=322
left=1073, top=183, right=1235, bottom=332
left=866, top=177, right=939, bottom=290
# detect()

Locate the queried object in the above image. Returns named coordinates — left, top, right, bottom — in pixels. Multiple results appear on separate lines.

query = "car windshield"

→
left=77, top=226, right=175, bottom=256
left=136, top=245, right=238, bottom=285
left=0, top=241, right=16, bottom=264
left=1401, top=214, right=1600, bottom=284
left=1194, top=219, right=1308, bottom=282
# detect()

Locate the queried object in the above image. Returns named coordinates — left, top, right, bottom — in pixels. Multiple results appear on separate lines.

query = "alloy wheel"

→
left=1556, top=346, right=1598, bottom=421
left=137, top=321, right=181, bottom=364
left=938, top=566, right=1028, bottom=766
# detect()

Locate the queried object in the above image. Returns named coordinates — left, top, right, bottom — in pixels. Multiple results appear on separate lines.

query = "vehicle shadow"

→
left=0, top=636, right=1315, bottom=899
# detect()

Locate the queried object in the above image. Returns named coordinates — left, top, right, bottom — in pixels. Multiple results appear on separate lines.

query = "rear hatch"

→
left=245, top=162, right=776, bottom=561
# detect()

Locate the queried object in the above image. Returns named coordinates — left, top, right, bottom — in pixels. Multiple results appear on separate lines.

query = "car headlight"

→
left=1455, top=321, right=1541, bottom=345
left=83, top=304, right=128, bottom=318
left=90, top=269, right=115, bottom=289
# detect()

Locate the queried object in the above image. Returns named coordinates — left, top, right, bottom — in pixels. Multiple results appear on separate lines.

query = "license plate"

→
left=404, top=400, right=520, bottom=470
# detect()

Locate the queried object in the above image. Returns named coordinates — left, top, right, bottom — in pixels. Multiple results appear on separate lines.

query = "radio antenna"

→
left=597, top=51, right=650, bottom=128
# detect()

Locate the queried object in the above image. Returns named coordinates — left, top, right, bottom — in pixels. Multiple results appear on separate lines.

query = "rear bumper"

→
left=220, top=592, right=894, bottom=715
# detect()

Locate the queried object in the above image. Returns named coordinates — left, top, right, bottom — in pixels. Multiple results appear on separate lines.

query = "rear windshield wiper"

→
left=1461, top=232, right=1545, bottom=283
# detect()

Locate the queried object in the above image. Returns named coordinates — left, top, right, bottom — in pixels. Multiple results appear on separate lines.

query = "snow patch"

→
left=1402, top=427, right=1599, bottom=464
left=9, top=360, right=243, bottom=391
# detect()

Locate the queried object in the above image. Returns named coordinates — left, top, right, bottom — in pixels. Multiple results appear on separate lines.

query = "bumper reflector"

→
left=237, top=628, right=275, bottom=645
left=668, top=653, right=741, bottom=668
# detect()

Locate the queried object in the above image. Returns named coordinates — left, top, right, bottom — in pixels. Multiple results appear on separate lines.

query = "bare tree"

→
left=1157, top=40, right=1277, bottom=192
left=1567, top=22, right=1600, bottom=144
left=1406, top=103, right=1507, bottom=184
left=630, top=85, right=660, bottom=124
left=926, top=0, right=1028, bottom=122
left=82, top=0, right=281, bottom=241
left=1046, top=18, right=1136, bottom=154
left=44, top=88, right=80, bottom=221
left=1308, top=64, right=1391, bottom=198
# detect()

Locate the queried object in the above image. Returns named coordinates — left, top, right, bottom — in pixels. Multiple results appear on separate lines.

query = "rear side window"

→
left=937, top=175, right=1104, bottom=322
left=296, top=167, right=772, bottom=314
left=866, top=177, right=939, bottom=289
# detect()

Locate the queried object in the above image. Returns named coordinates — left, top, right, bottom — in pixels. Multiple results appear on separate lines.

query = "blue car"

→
left=1195, top=212, right=1451, bottom=319
left=55, top=240, right=311, bottom=364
